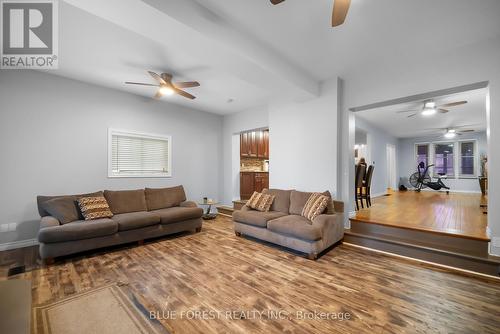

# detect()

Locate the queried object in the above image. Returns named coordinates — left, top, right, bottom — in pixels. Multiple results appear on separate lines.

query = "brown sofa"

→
left=232, top=189, right=344, bottom=259
left=36, top=186, right=203, bottom=260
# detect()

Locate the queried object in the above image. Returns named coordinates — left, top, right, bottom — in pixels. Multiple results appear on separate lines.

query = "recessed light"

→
left=227, top=98, right=234, bottom=103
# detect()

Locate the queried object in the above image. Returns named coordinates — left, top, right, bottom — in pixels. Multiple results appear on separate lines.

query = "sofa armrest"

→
left=40, top=216, right=60, bottom=229
left=240, top=205, right=252, bottom=211
left=333, top=200, right=344, bottom=213
left=312, top=214, right=344, bottom=244
left=180, top=201, right=197, bottom=208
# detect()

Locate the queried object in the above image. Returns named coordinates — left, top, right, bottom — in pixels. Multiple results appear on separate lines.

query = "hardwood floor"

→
left=2, top=216, right=500, bottom=333
left=353, top=191, right=489, bottom=240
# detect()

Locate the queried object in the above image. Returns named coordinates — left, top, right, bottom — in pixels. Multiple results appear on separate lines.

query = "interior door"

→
left=386, top=144, right=397, bottom=190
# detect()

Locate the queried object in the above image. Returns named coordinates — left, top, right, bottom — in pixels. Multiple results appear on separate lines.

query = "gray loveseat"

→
left=37, top=185, right=203, bottom=261
left=232, top=189, right=344, bottom=259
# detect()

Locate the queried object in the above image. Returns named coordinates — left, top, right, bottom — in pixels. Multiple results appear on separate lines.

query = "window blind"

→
left=110, top=131, right=170, bottom=177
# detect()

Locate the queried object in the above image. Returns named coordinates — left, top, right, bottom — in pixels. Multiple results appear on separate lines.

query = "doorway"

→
left=386, top=144, right=396, bottom=190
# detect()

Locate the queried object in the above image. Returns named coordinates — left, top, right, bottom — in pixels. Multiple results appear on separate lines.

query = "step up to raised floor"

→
left=346, top=219, right=499, bottom=276
left=216, top=205, right=234, bottom=216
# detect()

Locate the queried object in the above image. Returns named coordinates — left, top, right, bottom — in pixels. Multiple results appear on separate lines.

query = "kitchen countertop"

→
left=240, top=170, right=268, bottom=173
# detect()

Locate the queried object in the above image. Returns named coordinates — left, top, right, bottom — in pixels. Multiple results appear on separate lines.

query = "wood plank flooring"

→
left=353, top=191, right=489, bottom=240
left=2, top=216, right=500, bottom=333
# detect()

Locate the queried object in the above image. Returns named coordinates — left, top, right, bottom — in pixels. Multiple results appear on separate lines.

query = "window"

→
left=434, top=143, right=454, bottom=176
left=415, top=144, right=429, bottom=167
left=108, top=129, right=171, bottom=178
left=460, top=141, right=476, bottom=176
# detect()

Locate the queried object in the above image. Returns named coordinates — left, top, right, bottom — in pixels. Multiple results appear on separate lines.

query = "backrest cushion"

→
left=38, top=191, right=103, bottom=222
left=78, top=196, right=113, bottom=220
left=145, top=185, right=186, bottom=211
left=262, top=189, right=292, bottom=214
left=247, top=191, right=275, bottom=212
left=301, top=193, right=330, bottom=221
left=290, top=190, right=333, bottom=215
left=104, top=189, right=147, bottom=214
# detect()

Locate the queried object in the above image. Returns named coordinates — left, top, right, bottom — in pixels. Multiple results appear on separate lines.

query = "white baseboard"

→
left=0, top=238, right=38, bottom=251
left=416, top=188, right=482, bottom=194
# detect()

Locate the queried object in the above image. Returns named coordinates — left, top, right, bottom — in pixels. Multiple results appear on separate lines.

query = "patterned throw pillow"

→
left=302, top=193, right=330, bottom=222
left=247, top=191, right=275, bottom=212
left=78, top=196, right=113, bottom=220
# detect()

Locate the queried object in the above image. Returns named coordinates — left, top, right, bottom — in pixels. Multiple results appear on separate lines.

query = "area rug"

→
left=32, top=283, right=168, bottom=334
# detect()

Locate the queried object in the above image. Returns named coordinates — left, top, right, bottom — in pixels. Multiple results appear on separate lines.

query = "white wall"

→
left=355, top=117, right=399, bottom=196
left=0, top=70, right=223, bottom=245
left=221, top=106, right=268, bottom=205
left=339, top=35, right=500, bottom=255
left=269, top=78, right=338, bottom=194
left=398, top=131, right=487, bottom=192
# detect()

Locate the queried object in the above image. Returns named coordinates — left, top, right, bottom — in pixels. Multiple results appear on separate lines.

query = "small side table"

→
left=198, top=200, right=219, bottom=220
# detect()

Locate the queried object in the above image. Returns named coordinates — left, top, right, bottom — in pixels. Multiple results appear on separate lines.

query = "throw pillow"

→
left=42, top=197, right=81, bottom=225
left=78, top=196, right=113, bottom=220
left=302, top=193, right=330, bottom=221
left=247, top=191, right=275, bottom=212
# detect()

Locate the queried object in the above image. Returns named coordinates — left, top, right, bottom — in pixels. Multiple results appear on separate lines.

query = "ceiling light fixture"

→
left=159, top=86, right=175, bottom=96
left=444, top=132, right=456, bottom=139
left=424, top=101, right=436, bottom=109
left=421, top=107, right=437, bottom=116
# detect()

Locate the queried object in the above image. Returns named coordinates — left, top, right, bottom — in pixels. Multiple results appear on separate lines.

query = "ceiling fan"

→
left=125, top=71, right=200, bottom=100
left=270, top=0, right=351, bottom=27
left=423, top=125, right=477, bottom=139
left=396, top=100, right=468, bottom=118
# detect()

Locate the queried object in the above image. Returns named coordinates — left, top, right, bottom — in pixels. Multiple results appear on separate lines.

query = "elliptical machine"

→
left=409, top=162, right=450, bottom=194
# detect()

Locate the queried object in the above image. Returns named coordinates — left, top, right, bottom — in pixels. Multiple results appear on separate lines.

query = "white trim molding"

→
left=0, top=238, right=38, bottom=251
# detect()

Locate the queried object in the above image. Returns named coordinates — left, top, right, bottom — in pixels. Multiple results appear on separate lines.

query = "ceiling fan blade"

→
left=438, top=108, right=449, bottom=113
left=407, top=113, right=418, bottom=118
left=396, top=109, right=420, bottom=113
left=174, top=88, right=196, bottom=100
left=148, top=71, right=167, bottom=85
left=174, top=81, right=200, bottom=88
left=459, top=129, right=475, bottom=133
left=270, top=0, right=285, bottom=4
left=125, top=82, right=158, bottom=87
left=438, top=100, right=467, bottom=108
left=332, top=0, right=351, bottom=27
left=153, top=90, right=163, bottom=99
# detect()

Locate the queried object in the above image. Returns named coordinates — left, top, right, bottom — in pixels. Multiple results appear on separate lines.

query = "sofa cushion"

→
left=262, top=189, right=292, bottom=214
left=145, top=186, right=187, bottom=211
left=232, top=210, right=287, bottom=228
left=78, top=196, right=113, bottom=220
left=152, top=206, right=203, bottom=225
left=267, top=215, right=322, bottom=241
left=104, top=189, right=147, bottom=214
left=37, top=191, right=103, bottom=220
left=111, top=211, right=160, bottom=231
left=38, top=218, right=118, bottom=243
left=289, top=190, right=332, bottom=216
left=247, top=191, right=275, bottom=212
left=301, top=193, right=330, bottom=221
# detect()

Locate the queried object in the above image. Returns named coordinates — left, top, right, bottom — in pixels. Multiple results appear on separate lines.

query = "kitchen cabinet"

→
left=240, top=172, right=269, bottom=200
left=240, top=129, right=269, bottom=159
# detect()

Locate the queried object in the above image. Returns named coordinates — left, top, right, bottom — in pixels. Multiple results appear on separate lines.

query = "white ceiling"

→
left=50, top=0, right=500, bottom=114
left=355, top=88, right=487, bottom=138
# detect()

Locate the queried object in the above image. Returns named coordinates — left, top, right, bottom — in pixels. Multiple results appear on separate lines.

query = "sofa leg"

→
left=44, top=257, right=55, bottom=265
left=195, top=227, right=202, bottom=233
left=235, top=231, right=242, bottom=237
left=137, top=240, right=144, bottom=246
left=307, top=253, right=318, bottom=260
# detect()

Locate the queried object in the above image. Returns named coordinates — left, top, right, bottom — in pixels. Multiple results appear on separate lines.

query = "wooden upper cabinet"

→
left=258, top=130, right=269, bottom=159
left=248, top=131, right=258, bottom=157
left=240, top=132, right=249, bottom=157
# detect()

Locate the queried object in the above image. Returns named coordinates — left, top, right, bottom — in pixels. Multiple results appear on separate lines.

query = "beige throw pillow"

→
left=78, top=196, right=113, bottom=220
left=302, top=193, right=329, bottom=221
left=247, top=191, right=275, bottom=212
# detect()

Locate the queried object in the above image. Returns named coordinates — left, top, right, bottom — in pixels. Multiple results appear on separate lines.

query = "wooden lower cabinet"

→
left=240, top=172, right=269, bottom=200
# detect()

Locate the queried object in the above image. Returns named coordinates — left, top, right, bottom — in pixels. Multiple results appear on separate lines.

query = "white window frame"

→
left=458, top=139, right=478, bottom=179
left=108, top=128, right=172, bottom=178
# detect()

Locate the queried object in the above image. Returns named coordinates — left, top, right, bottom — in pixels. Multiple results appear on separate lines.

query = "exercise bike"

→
left=409, top=162, right=450, bottom=194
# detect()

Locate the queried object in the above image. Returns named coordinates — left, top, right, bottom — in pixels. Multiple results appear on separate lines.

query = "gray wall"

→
left=355, top=117, right=399, bottom=196
left=398, top=131, right=487, bottom=192
left=0, top=70, right=223, bottom=246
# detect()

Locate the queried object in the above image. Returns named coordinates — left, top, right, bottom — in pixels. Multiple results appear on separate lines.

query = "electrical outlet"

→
left=493, top=237, right=500, bottom=248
